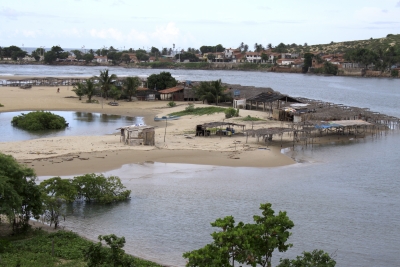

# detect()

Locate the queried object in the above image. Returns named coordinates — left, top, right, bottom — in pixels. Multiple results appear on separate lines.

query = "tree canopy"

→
left=11, top=111, right=68, bottom=131
left=194, top=79, right=228, bottom=105
left=147, top=71, right=177, bottom=90
left=95, top=69, right=117, bottom=99
left=0, top=153, right=42, bottom=234
left=183, top=203, right=294, bottom=267
left=124, top=76, right=141, bottom=101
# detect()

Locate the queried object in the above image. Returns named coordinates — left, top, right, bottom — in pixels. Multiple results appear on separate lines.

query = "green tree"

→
left=124, top=76, right=140, bottom=101
left=85, top=234, right=133, bottom=267
left=121, top=54, right=131, bottom=64
left=194, top=79, right=226, bottom=105
left=183, top=203, right=294, bottom=267
left=136, top=49, right=150, bottom=61
left=71, top=49, right=83, bottom=60
left=0, top=153, right=42, bottom=234
left=207, top=53, right=216, bottom=62
left=44, top=50, right=57, bottom=63
left=11, top=111, right=67, bottom=131
left=147, top=71, right=177, bottom=90
left=84, top=79, right=96, bottom=102
left=72, top=82, right=85, bottom=100
left=261, top=53, right=268, bottom=62
left=109, top=85, right=122, bottom=101
left=50, top=46, right=64, bottom=58
left=277, top=249, right=336, bottom=267
left=95, top=69, right=117, bottom=99
left=83, top=53, right=94, bottom=63
left=323, top=61, right=338, bottom=75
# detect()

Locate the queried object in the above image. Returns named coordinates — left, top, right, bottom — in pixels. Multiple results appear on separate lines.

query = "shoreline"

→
left=0, top=84, right=299, bottom=176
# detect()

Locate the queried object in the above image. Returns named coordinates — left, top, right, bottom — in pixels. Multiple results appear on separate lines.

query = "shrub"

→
left=391, top=69, right=399, bottom=77
left=224, top=107, right=237, bottom=118
left=185, top=103, right=195, bottom=112
left=11, top=111, right=67, bottom=131
left=0, top=103, right=4, bottom=107
left=167, top=101, right=176, bottom=107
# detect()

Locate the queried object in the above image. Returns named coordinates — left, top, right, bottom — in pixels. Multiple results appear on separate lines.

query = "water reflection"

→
left=0, top=111, right=144, bottom=142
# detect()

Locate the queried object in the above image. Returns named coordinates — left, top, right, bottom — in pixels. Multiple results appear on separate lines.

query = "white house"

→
left=93, top=56, right=108, bottom=63
left=245, top=52, right=261, bottom=63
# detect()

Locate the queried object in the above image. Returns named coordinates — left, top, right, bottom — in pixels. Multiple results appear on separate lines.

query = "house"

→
left=93, top=56, right=108, bottom=63
left=224, top=48, right=241, bottom=59
left=277, top=58, right=295, bottom=66
left=245, top=52, right=261, bottom=63
left=158, top=86, right=185, bottom=101
left=117, top=125, right=156, bottom=146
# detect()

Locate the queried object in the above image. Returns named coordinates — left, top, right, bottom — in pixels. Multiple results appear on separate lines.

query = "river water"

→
left=2, top=65, right=400, bottom=266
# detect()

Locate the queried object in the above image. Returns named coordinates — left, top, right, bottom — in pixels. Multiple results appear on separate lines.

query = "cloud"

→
left=90, top=28, right=124, bottom=41
left=397, top=1, right=400, bottom=7
left=257, top=5, right=271, bottom=10
left=371, top=21, right=400, bottom=25
left=0, top=7, right=57, bottom=19
left=112, top=0, right=125, bottom=6
left=150, top=22, right=180, bottom=45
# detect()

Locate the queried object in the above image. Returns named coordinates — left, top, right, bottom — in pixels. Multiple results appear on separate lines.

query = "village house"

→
left=245, top=52, right=262, bottom=63
left=277, top=58, right=295, bottom=66
left=93, top=56, right=108, bottom=63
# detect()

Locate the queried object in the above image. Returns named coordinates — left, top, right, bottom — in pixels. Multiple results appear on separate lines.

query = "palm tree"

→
left=85, top=79, right=96, bottom=102
left=95, top=69, right=117, bottom=100
left=72, top=82, right=85, bottom=100
left=194, top=79, right=226, bottom=105
left=124, top=76, right=140, bottom=101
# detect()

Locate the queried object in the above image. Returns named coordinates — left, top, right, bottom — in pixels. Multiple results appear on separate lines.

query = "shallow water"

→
left=3, top=65, right=400, bottom=266
left=0, top=111, right=143, bottom=142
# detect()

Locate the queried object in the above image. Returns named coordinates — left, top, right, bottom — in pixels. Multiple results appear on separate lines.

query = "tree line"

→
left=0, top=153, right=131, bottom=233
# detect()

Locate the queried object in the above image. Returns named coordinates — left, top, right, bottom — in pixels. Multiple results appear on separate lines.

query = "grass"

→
left=0, top=103, right=4, bottom=107
left=237, top=115, right=265, bottom=121
left=169, top=106, right=226, bottom=117
left=0, top=229, right=162, bottom=267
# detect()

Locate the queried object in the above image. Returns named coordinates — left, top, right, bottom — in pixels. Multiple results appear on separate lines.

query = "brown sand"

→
left=0, top=83, right=298, bottom=176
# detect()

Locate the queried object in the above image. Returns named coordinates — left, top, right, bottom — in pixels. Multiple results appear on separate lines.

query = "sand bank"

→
left=0, top=84, right=299, bottom=176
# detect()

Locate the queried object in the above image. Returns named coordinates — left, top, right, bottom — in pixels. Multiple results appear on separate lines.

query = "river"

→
left=2, top=65, right=400, bottom=266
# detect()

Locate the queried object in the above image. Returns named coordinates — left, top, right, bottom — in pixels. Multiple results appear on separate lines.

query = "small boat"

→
left=154, top=115, right=180, bottom=121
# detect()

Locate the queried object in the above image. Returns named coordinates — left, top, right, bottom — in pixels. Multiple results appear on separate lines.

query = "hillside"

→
left=287, top=34, right=400, bottom=54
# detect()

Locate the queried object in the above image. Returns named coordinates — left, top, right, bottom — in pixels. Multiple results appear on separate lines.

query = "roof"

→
left=116, top=125, right=155, bottom=131
left=247, top=92, right=302, bottom=103
left=158, top=86, right=184, bottom=94
left=200, top=122, right=246, bottom=128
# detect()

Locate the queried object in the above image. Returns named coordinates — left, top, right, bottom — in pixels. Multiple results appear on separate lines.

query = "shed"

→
left=158, top=86, right=184, bottom=101
left=116, top=125, right=156, bottom=146
left=195, top=122, right=246, bottom=137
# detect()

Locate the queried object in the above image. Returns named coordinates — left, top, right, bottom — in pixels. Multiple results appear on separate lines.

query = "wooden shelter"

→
left=117, top=125, right=156, bottom=146
left=195, top=122, right=246, bottom=137
left=158, top=86, right=184, bottom=101
left=246, top=92, right=302, bottom=116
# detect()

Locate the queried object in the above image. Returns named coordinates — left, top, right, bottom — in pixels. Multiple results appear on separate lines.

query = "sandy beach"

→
left=0, top=82, right=300, bottom=176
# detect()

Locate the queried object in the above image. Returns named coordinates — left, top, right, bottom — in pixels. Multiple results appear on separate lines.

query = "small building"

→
left=158, top=86, right=185, bottom=101
left=117, top=125, right=156, bottom=146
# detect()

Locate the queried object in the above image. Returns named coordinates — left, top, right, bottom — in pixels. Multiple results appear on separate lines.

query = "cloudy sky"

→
left=1, top=0, right=400, bottom=51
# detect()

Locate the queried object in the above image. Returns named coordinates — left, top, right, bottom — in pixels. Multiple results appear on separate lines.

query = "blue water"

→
left=3, top=65, right=400, bottom=266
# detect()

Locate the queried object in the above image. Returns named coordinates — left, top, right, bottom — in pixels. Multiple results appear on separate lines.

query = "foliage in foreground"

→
left=183, top=203, right=336, bottom=267
left=169, top=106, right=226, bottom=117
left=0, top=230, right=161, bottom=267
left=11, top=111, right=67, bottom=131
left=240, top=115, right=265, bottom=121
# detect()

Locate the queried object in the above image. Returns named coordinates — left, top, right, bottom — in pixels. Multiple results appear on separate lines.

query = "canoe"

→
left=154, top=115, right=180, bottom=121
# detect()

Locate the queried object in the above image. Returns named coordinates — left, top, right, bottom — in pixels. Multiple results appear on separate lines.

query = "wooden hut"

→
left=117, top=125, right=156, bottom=146
left=158, top=86, right=185, bottom=101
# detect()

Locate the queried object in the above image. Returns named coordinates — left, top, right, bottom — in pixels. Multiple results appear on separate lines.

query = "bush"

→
left=185, top=103, right=195, bottom=112
left=224, top=107, right=237, bottom=118
left=391, top=69, right=399, bottom=77
left=167, top=101, right=176, bottom=107
left=11, top=111, right=67, bottom=131
left=0, top=103, right=4, bottom=107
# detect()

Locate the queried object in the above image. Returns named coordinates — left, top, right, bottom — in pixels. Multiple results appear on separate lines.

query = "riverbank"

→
left=0, top=84, right=298, bottom=176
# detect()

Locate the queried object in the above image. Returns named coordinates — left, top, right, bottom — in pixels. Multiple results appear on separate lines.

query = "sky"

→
left=1, top=0, right=400, bottom=52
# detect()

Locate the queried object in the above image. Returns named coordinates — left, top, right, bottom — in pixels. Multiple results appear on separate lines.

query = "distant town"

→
left=1, top=34, right=399, bottom=77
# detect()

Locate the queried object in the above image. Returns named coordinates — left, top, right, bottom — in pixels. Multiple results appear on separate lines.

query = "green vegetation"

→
left=224, top=107, right=239, bottom=118
left=11, top=111, right=68, bottom=131
left=167, top=101, right=176, bottom=107
left=183, top=203, right=336, bottom=267
left=72, top=79, right=97, bottom=101
left=124, top=76, right=141, bottom=101
left=0, top=153, right=42, bottom=234
left=194, top=79, right=231, bottom=105
left=0, top=230, right=161, bottom=267
left=239, top=115, right=265, bottom=121
left=0, top=103, right=4, bottom=107
left=170, top=106, right=226, bottom=117
left=95, top=69, right=118, bottom=99
left=147, top=71, right=177, bottom=90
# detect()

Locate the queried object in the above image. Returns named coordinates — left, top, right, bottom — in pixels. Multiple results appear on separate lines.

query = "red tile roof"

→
left=158, top=86, right=184, bottom=94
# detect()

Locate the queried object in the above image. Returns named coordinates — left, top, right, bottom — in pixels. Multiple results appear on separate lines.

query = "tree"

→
left=124, top=76, right=140, bottom=101
left=85, top=234, right=133, bottom=267
left=267, top=43, right=273, bottom=50
left=121, top=54, right=131, bottom=64
left=109, top=85, right=122, bottom=101
left=147, top=71, right=177, bottom=90
left=72, top=82, right=85, bottom=100
left=207, top=53, right=216, bottom=62
left=261, top=53, right=268, bottom=62
left=95, top=69, right=117, bottom=99
left=44, top=51, right=57, bottom=63
left=71, top=49, right=83, bottom=60
left=303, top=52, right=314, bottom=71
left=0, top=153, right=42, bottom=234
left=194, top=79, right=227, bottom=105
left=136, top=49, right=149, bottom=61
left=84, top=79, right=96, bottom=102
left=323, top=61, right=338, bottom=75
left=83, top=53, right=94, bottom=63
left=277, top=249, right=336, bottom=267
left=51, top=46, right=64, bottom=58
left=183, top=203, right=294, bottom=267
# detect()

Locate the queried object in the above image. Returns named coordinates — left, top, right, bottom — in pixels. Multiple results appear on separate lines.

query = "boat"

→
left=154, top=115, right=180, bottom=121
